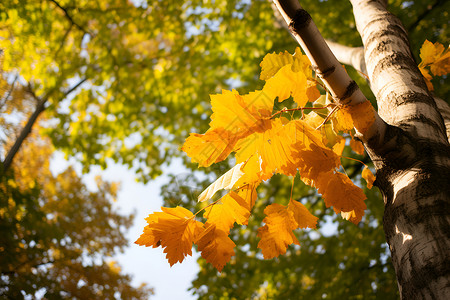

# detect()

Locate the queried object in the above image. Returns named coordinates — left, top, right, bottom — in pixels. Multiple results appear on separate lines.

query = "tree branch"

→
left=2, top=78, right=87, bottom=172
left=48, top=0, right=89, bottom=34
left=271, top=0, right=387, bottom=146
left=325, top=40, right=367, bottom=75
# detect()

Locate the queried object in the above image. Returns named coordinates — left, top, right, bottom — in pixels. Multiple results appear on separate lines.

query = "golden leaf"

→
left=350, top=138, right=365, bottom=155
left=419, top=66, right=434, bottom=91
left=257, top=203, right=300, bottom=259
left=195, top=224, right=236, bottom=272
left=347, top=101, right=375, bottom=134
left=182, top=128, right=239, bottom=167
left=419, top=40, right=440, bottom=66
left=135, top=207, right=204, bottom=266
left=260, top=50, right=294, bottom=80
left=263, top=64, right=309, bottom=107
left=203, top=191, right=251, bottom=232
left=210, top=89, right=270, bottom=133
left=316, top=172, right=367, bottom=224
left=362, top=166, right=376, bottom=189
left=332, top=107, right=354, bottom=133
left=332, top=136, right=346, bottom=156
left=287, top=199, right=318, bottom=229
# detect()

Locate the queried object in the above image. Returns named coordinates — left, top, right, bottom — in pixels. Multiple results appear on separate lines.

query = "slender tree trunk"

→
left=274, top=0, right=450, bottom=298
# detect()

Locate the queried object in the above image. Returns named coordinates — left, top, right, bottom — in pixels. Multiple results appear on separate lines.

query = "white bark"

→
left=349, top=1, right=450, bottom=299
left=350, top=0, right=447, bottom=144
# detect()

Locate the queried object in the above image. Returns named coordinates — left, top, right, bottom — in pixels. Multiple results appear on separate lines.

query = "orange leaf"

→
left=257, top=203, right=300, bottom=259
left=182, top=128, right=239, bottom=167
left=350, top=138, right=365, bottom=155
left=332, top=107, right=354, bottom=133
left=362, top=166, right=376, bottom=189
left=316, top=172, right=367, bottom=224
left=332, top=136, right=346, bottom=156
left=135, top=207, right=204, bottom=266
left=195, top=224, right=236, bottom=272
left=235, top=182, right=259, bottom=210
left=347, top=101, right=375, bottom=134
left=419, top=66, right=434, bottom=91
left=287, top=199, right=318, bottom=229
left=203, top=191, right=251, bottom=232
left=198, top=162, right=245, bottom=202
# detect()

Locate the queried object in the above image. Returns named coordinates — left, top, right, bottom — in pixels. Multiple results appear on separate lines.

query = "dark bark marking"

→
left=288, top=9, right=311, bottom=32
left=372, top=52, right=418, bottom=83
left=341, top=80, right=358, bottom=101
left=396, top=115, right=447, bottom=136
left=364, top=15, right=409, bottom=48
left=385, top=91, right=435, bottom=107
left=315, top=66, right=335, bottom=79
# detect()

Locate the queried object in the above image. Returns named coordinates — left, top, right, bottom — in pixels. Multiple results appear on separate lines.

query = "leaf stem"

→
left=340, top=155, right=369, bottom=168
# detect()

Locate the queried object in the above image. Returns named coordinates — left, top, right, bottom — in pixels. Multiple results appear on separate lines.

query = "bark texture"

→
left=350, top=0, right=450, bottom=298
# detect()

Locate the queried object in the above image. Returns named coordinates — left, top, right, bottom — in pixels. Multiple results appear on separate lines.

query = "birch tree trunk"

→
left=350, top=1, right=450, bottom=298
left=274, top=0, right=450, bottom=298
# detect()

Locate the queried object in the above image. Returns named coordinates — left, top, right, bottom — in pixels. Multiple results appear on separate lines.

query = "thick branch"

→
left=325, top=40, right=366, bottom=75
left=272, top=0, right=387, bottom=147
left=2, top=79, right=86, bottom=172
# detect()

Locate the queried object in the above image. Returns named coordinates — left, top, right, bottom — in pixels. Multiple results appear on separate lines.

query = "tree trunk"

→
left=350, top=1, right=450, bottom=298
left=274, top=0, right=450, bottom=298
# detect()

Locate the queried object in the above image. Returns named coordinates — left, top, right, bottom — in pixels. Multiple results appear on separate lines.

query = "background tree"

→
left=0, top=0, right=448, bottom=299
left=0, top=132, right=153, bottom=299
left=0, top=67, right=152, bottom=298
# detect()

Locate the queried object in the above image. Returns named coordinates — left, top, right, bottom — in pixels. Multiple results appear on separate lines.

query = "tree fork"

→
left=274, top=0, right=450, bottom=298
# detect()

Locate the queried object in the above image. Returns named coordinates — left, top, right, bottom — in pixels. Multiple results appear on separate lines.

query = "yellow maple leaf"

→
left=210, top=89, right=271, bottom=133
left=257, top=203, right=300, bottom=259
left=195, top=224, right=236, bottom=272
left=135, top=206, right=204, bottom=266
left=362, top=166, right=376, bottom=189
left=316, top=172, right=367, bottom=224
left=332, top=107, right=354, bottom=133
left=203, top=191, right=251, bottom=232
left=198, top=162, right=245, bottom=202
left=182, top=128, right=239, bottom=167
left=420, top=40, right=445, bottom=66
left=234, top=118, right=299, bottom=179
left=260, top=50, right=295, bottom=80
left=287, top=199, right=318, bottom=229
left=263, top=64, right=309, bottom=107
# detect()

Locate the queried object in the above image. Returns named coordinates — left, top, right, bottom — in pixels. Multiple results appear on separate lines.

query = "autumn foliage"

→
left=136, top=42, right=448, bottom=272
left=136, top=48, right=379, bottom=271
